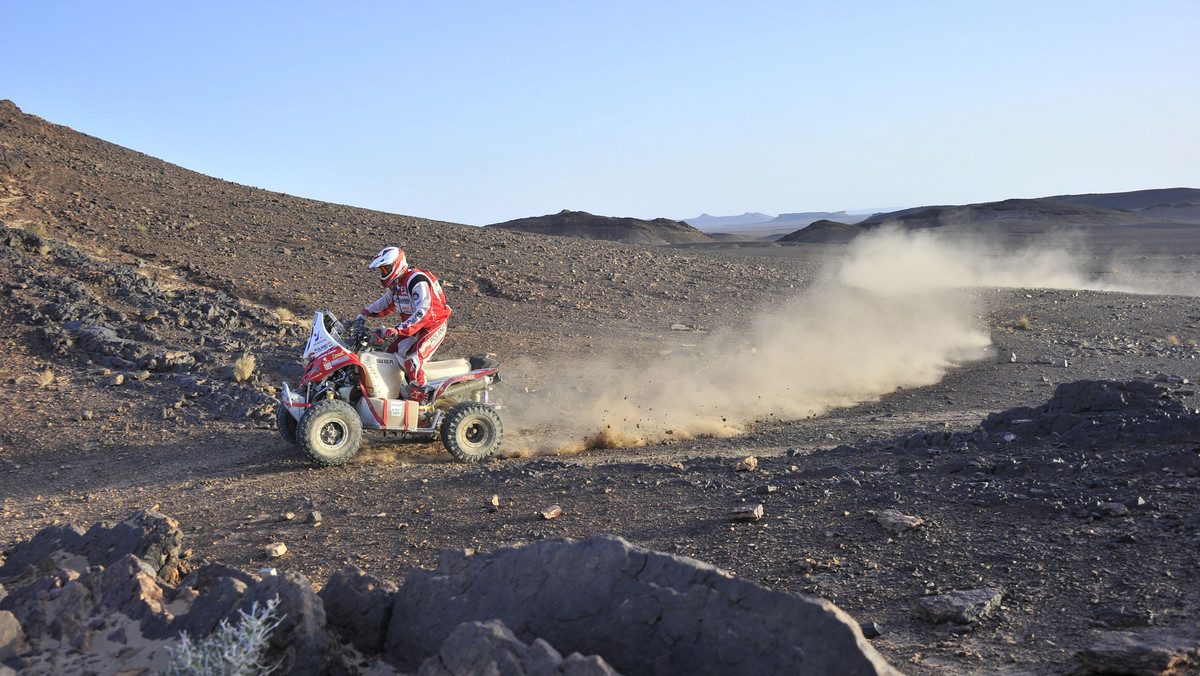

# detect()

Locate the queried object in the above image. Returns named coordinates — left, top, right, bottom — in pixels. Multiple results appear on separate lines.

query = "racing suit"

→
left=361, top=267, right=451, bottom=389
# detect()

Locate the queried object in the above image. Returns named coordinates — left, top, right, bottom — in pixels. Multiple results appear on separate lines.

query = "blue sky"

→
left=5, top=1, right=1198, bottom=225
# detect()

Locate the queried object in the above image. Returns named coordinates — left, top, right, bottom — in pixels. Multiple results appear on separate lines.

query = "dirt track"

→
left=2, top=99, right=1200, bottom=674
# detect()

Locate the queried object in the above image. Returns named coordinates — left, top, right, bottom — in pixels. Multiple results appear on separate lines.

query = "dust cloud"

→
left=500, top=226, right=1165, bottom=454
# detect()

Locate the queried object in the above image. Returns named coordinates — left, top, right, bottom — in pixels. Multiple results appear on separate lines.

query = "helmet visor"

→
left=378, top=263, right=393, bottom=279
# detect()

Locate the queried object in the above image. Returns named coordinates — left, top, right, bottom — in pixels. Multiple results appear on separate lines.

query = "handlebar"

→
left=348, top=315, right=369, bottom=351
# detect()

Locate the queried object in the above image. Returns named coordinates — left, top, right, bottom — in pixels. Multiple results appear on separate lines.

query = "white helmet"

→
left=369, top=246, right=407, bottom=287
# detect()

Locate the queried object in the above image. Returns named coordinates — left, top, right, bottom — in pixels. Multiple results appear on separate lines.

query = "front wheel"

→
left=440, top=402, right=502, bottom=463
left=276, top=402, right=298, bottom=445
left=297, top=398, right=363, bottom=466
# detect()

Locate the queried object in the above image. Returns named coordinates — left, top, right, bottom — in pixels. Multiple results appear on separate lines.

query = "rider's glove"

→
left=368, top=327, right=399, bottom=348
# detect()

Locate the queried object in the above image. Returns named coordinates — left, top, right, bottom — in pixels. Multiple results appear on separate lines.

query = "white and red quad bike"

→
left=276, top=311, right=502, bottom=466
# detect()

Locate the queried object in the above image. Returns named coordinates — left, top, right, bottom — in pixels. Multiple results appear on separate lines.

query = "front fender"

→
left=280, top=382, right=307, bottom=423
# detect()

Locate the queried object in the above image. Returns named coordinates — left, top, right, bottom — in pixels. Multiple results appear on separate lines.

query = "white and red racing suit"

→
left=361, top=267, right=451, bottom=387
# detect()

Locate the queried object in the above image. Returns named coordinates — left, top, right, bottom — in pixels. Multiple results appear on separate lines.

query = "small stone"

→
left=859, top=621, right=882, bottom=639
left=918, top=589, right=1004, bottom=624
left=490, top=494, right=501, bottom=507
left=306, top=511, right=322, bottom=525
left=1010, top=352, right=1017, bottom=363
left=756, top=484, right=778, bottom=495
left=81, top=410, right=94, bottom=421
left=1094, top=608, right=1155, bottom=628
left=733, top=456, right=758, bottom=472
left=264, top=542, right=287, bottom=558
left=282, top=512, right=296, bottom=521
left=731, top=504, right=764, bottom=522
left=133, top=370, right=151, bottom=381
left=107, top=374, right=124, bottom=386
left=876, top=509, right=924, bottom=533
left=1122, top=496, right=1146, bottom=508
left=540, top=505, right=562, bottom=520
left=259, top=568, right=278, bottom=577
left=1100, top=502, right=1130, bottom=517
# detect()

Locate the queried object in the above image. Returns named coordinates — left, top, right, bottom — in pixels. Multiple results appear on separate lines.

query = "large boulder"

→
left=235, top=571, right=333, bottom=676
left=385, top=535, right=900, bottom=675
left=319, top=564, right=398, bottom=654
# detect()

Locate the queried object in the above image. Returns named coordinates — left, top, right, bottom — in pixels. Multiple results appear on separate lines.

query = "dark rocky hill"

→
left=859, top=190, right=1200, bottom=233
left=777, top=219, right=861, bottom=243
left=1048, top=188, right=1200, bottom=223
left=486, top=209, right=715, bottom=245
left=857, top=198, right=1154, bottom=230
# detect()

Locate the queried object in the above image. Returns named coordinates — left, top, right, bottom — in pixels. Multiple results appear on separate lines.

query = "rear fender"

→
left=431, top=367, right=499, bottom=401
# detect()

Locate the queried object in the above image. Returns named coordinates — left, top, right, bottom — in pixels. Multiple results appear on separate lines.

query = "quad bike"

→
left=276, top=311, right=502, bottom=466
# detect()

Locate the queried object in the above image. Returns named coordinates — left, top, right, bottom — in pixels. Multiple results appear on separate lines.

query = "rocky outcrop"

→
left=885, top=380, right=1199, bottom=454
left=2, top=222, right=286, bottom=423
left=0, top=511, right=903, bottom=675
left=386, top=535, right=900, bottom=675
left=0, top=509, right=186, bottom=583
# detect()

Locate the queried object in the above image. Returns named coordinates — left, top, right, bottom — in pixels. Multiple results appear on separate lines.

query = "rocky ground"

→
left=2, top=99, right=1200, bottom=674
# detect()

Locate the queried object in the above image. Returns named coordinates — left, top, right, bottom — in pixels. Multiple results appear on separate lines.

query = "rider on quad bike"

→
left=357, top=246, right=450, bottom=403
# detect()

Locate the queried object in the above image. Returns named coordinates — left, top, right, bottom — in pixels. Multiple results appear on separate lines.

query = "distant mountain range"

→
left=683, top=211, right=863, bottom=231
left=782, top=188, right=1200, bottom=243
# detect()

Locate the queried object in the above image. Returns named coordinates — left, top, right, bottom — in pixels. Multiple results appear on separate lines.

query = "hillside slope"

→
left=0, top=100, right=800, bottom=363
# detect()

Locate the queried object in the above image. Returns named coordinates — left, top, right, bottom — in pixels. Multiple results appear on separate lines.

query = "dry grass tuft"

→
left=1016, top=316, right=1032, bottom=331
left=274, top=307, right=294, bottom=322
left=233, top=354, right=256, bottom=382
left=1166, top=334, right=1181, bottom=346
left=35, top=368, right=55, bottom=388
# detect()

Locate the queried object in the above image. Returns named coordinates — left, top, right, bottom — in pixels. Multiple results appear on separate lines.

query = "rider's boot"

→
left=404, top=383, right=433, bottom=403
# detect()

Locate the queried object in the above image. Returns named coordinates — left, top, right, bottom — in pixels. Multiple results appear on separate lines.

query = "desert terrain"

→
left=1, top=99, right=1199, bottom=674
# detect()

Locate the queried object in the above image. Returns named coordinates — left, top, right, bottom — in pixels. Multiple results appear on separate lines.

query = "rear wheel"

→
left=297, top=398, right=363, bottom=466
left=440, top=402, right=503, bottom=463
left=276, top=402, right=298, bottom=445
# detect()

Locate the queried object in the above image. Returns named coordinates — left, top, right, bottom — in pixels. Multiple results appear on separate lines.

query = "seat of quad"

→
left=423, top=358, right=472, bottom=383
